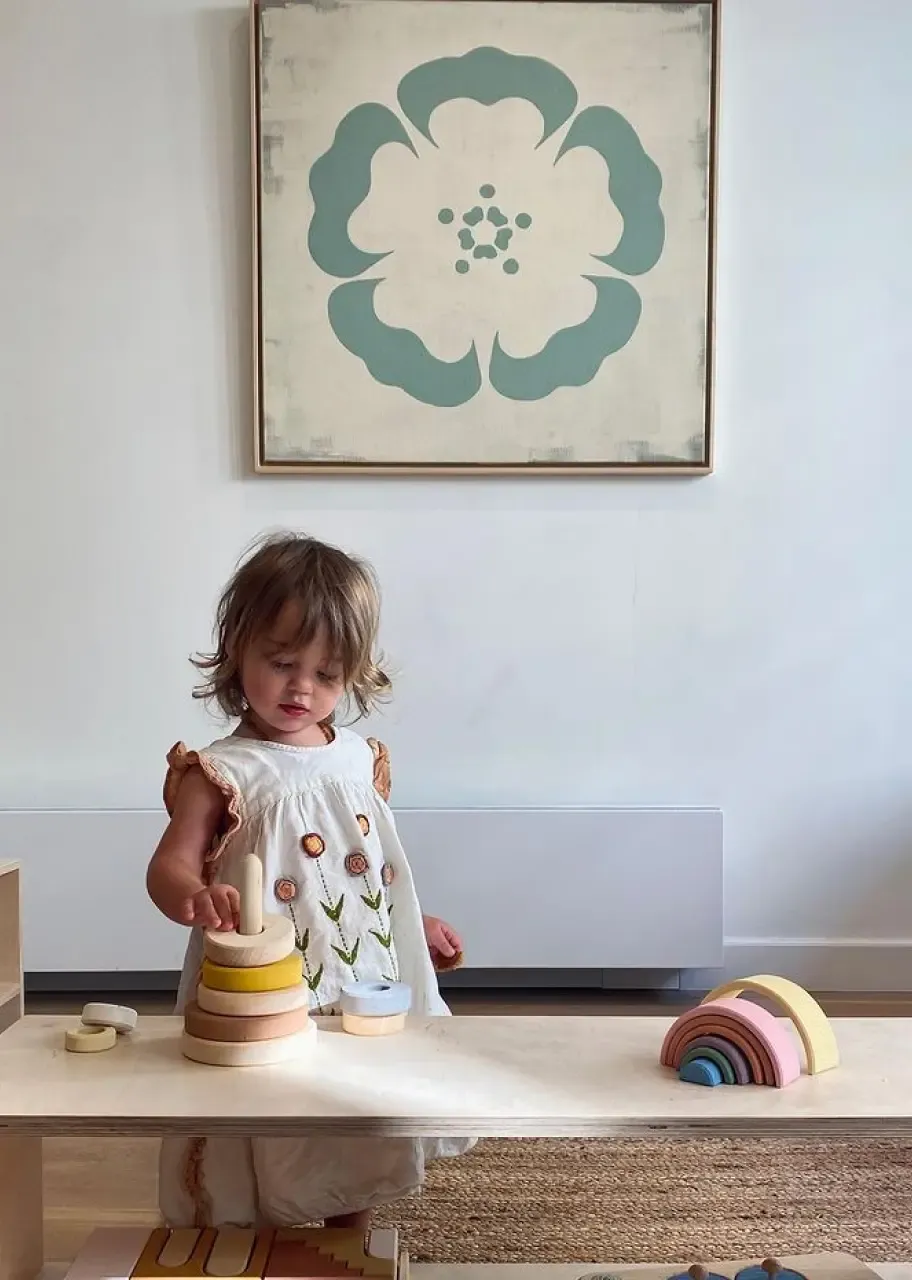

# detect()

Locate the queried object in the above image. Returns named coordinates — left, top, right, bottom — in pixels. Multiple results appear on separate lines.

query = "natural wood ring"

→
left=203, top=914, right=295, bottom=968
left=196, top=982, right=310, bottom=1017
left=201, top=951, right=302, bottom=993
left=342, top=1011, right=407, bottom=1037
left=65, top=1024, right=116, bottom=1053
left=181, top=1028, right=313, bottom=1066
left=184, top=1000, right=311, bottom=1042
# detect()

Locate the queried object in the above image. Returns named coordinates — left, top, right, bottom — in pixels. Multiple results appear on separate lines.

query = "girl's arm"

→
left=146, top=766, right=239, bottom=930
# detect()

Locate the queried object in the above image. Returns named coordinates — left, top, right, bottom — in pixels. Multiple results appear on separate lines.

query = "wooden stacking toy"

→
left=63, top=1225, right=407, bottom=1280
left=660, top=974, right=839, bottom=1088
left=340, top=980, right=412, bottom=1036
left=182, top=855, right=314, bottom=1066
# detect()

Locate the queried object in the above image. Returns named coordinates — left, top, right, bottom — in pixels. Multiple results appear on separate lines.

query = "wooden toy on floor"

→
left=575, top=1255, right=877, bottom=1280
left=182, top=855, right=314, bottom=1067
left=63, top=1240, right=873, bottom=1280
left=63, top=1225, right=406, bottom=1280
left=340, top=980, right=412, bottom=1036
left=660, top=974, right=839, bottom=1088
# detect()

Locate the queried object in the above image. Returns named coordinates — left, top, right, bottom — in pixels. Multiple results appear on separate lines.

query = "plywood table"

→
left=2, top=1012, right=912, bottom=1280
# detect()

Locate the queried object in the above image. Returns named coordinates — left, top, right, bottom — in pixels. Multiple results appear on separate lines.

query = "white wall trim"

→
left=682, top=941, right=912, bottom=993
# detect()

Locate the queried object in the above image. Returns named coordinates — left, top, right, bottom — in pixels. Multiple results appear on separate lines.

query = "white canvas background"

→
left=258, top=0, right=712, bottom=465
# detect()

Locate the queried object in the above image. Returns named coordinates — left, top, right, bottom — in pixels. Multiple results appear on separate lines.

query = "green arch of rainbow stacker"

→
left=306, top=47, right=666, bottom=407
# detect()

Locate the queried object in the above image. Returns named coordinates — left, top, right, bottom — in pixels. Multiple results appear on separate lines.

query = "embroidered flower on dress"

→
left=301, top=833, right=326, bottom=858
left=381, top=861, right=395, bottom=886
left=274, top=877, right=298, bottom=903
left=345, top=851, right=369, bottom=877
left=357, top=814, right=371, bottom=836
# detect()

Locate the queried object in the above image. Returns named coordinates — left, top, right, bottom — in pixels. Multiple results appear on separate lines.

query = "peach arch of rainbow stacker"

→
left=659, top=975, right=840, bottom=1088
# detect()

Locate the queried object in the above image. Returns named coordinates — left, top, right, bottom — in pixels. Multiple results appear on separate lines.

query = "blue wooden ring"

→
left=340, top=980, right=412, bottom=1017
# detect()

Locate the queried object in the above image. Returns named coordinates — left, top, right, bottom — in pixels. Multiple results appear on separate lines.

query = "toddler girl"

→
left=147, top=531, right=471, bottom=1229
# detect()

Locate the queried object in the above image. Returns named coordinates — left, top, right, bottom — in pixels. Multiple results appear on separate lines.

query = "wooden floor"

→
left=22, top=987, right=912, bottom=1262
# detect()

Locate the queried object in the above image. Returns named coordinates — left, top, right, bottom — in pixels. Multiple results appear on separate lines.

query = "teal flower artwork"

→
left=307, top=47, right=665, bottom=408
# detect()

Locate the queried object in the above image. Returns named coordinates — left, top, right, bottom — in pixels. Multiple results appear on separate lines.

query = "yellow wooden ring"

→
left=701, top=973, right=839, bottom=1074
left=201, top=950, right=302, bottom=993
left=65, top=1024, right=116, bottom=1053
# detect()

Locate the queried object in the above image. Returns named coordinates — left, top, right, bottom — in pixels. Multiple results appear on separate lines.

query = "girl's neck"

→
left=235, top=711, right=335, bottom=748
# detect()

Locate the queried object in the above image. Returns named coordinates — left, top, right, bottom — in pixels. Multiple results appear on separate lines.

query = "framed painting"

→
left=251, top=0, right=719, bottom=474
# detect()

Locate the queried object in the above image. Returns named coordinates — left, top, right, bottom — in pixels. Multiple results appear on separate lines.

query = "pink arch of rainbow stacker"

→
left=660, top=997, right=801, bottom=1086
left=660, top=975, right=840, bottom=1087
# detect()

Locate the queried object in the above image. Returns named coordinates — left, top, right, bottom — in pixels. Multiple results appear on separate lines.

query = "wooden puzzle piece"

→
left=263, top=1230, right=398, bottom=1280
left=204, top=1228, right=274, bottom=1277
left=63, top=1227, right=154, bottom=1280
left=132, top=1228, right=218, bottom=1278
left=735, top=1263, right=808, bottom=1280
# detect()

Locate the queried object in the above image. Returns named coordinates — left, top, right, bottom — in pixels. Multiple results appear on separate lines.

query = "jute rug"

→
left=373, top=1138, right=912, bottom=1263
left=43, top=1136, right=912, bottom=1265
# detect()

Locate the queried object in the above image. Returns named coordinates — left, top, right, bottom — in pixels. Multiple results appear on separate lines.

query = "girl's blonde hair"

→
left=192, top=532, right=392, bottom=720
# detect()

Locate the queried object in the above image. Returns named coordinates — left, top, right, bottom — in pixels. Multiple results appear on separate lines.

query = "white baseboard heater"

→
left=0, top=807, right=722, bottom=981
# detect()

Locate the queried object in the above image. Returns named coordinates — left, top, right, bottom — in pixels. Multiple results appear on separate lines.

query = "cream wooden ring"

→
left=181, top=1027, right=313, bottom=1067
left=201, top=950, right=302, bottom=993
left=184, top=1000, right=311, bottom=1043
left=196, top=981, right=310, bottom=1017
left=203, top=913, right=295, bottom=968
left=80, top=1002, right=138, bottom=1034
left=65, top=1024, right=117, bottom=1053
left=342, top=1011, right=407, bottom=1037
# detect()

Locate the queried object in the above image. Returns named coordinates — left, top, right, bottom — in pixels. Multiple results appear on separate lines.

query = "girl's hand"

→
left=423, top=914, right=463, bottom=969
left=186, top=885, right=240, bottom=931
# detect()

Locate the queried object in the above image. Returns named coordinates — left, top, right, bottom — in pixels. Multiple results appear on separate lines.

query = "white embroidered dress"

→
left=158, top=726, right=469, bottom=1227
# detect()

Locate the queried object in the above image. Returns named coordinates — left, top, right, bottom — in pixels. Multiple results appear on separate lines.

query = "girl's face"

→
left=239, top=609, right=345, bottom=746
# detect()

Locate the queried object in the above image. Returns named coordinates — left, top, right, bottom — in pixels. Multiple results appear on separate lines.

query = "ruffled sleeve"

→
left=163, top=741, right=244, bottom=869
left=367, top=737, right=391, bottom=802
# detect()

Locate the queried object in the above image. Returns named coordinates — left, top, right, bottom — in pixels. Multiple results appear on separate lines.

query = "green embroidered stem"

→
left=321, top=893, right=346, bottom=924
left=331, top=939, right=361, bottom=969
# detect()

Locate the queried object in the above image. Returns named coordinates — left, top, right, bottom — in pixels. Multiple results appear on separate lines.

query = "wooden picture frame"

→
left=250, top=0, right=720, bottom=475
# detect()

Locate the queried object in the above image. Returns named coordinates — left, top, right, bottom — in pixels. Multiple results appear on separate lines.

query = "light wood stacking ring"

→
left=181, top=1028, right=313, bottom=1067
left=201, top=950, right=303, bottom=993
left=184, top=1000, right=311, bottom=1043
left=342, top=1012, right=407, bottom=1037
left=65, top=1024, right=117, bottom=1053
left=195, top=982, right=310, bottom=1017
left=203, top=913, right=295, bottom=968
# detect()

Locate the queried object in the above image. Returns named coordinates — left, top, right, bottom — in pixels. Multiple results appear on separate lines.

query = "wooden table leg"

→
left=0, top=1136, right=43, bottom=1280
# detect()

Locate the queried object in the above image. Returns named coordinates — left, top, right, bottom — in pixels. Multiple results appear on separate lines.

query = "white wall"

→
left=1, top=0, right=911, bottom=960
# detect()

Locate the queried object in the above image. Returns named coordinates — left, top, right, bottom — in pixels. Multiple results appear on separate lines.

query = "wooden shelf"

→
left=1, top=1013, right=912, bottom=1139
left=0, top=863, right=21, bottom=1037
